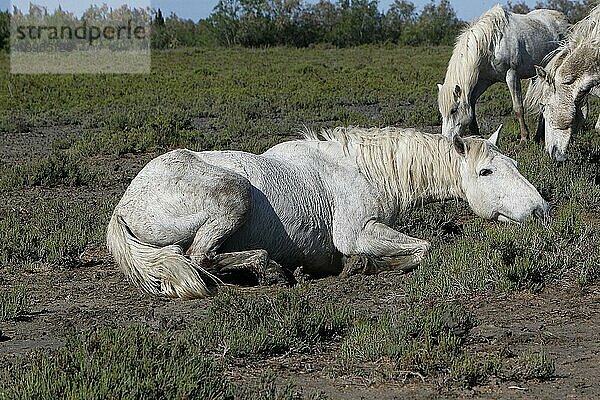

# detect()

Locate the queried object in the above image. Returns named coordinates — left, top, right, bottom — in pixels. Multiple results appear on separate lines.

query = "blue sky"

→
left=5, top=1, right=541, bottom=22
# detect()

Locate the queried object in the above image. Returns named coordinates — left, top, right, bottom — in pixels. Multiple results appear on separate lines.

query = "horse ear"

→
left=535, top=65, right=548, bottom=81
left=453, top=85, right=462, bottom=101
left=437, top=83, right=443, bottom=92
left=488, top=124, right=502, bottom=146
left=453, top=135, right=467, bottom=157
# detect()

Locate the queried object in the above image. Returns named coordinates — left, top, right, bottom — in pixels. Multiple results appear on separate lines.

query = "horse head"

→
left=438, top=83, right=474, bottom=140
left=455, top=126, right=549, bottom=222
left=534, top=48, right=600, bottom=161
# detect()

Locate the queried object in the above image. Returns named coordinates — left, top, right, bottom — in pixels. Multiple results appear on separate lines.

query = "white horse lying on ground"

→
left=438, top=5, right=569, bottom=141
left=107, top=127, right=549, bottom=299
left=526, top=5, right=600, bottom=161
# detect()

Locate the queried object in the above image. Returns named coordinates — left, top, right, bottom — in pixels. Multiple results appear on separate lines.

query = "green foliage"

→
left=0, top=284, right=30, bottom=322
left=236, top=372, right=328, bottom=400
left=1, top=46, right=449, bottom=151
left=534, top=0, right=597, bottom=23
left=0, top=10, right=8, bottom=51
left=0, top=289, right=342, bottom=399
left=414, top=0, right=462, bottom=46
left=0, top=198, right=115, bottom=269
left=510, top=349, right=556, bottom=381
left=0, top=153, right=100, bottom=191
left=340, top=304, right=473, bottom=375
left=449, top=354, right=502, bottom=387
left=0, top=325, right=235, bottom=400
left=190, top=287, right=353, bottom=357
left=200, top=0, right=462, bottom=48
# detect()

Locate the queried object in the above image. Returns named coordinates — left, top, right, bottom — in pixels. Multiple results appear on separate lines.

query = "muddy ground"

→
left=1, top=128, right=600, bottom=399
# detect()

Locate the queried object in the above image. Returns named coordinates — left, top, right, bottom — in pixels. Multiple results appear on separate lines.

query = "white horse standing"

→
left=526, top=5, right=600, bottom=161
left=438, top=5, right=569, bottom=141
left=107, top=127, right=549, bottom=299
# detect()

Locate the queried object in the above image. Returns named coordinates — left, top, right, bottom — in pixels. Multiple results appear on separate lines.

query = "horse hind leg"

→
left=185, top=212, right=290, bottom=287
left=189, top=248, right=291, bottom=287
left=506, top=69, right=529, bottom=141
left=210, top=250, right=291, bottom=287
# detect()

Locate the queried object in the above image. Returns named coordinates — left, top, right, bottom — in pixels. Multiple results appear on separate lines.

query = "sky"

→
left=4, top=1, right=542, bottom=22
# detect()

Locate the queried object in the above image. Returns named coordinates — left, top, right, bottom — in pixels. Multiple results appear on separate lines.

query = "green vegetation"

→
left=4, top=0, right=594, bottom=51
left=1, top=44, right=596, bottom=394
left=0, top=152, right=100, bottom=191
left=0, top=198, right=115, bottom=269
left=0, top=289, right=340, bottom=399
left=0, top=284, right=30, bottom=322
left=189, top=288, right=353, bottom=357
left=510, top=348, right=556, bottom=381
left=340, top=304, right=474, bottom=372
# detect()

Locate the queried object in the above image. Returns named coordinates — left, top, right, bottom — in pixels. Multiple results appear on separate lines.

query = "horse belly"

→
left=219, top=182, right=341, bottom=274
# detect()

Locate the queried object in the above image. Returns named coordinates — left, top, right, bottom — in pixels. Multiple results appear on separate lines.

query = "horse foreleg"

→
left=469, top=103, right=480, bottom=135
left=506, top=69, right=529, bottom=141
left=347, top=221, right=430, bottom=274
left=534, top=114, right=545, bottom=143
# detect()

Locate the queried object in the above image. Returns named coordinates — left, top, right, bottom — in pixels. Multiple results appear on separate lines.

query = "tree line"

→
left=0, top=0, right=597, bottom=51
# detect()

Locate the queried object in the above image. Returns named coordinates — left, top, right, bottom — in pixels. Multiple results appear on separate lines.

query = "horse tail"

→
left=106, top=213, right=219, bottom=299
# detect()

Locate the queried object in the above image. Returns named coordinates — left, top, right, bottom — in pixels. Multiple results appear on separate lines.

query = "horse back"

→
left=493, top=10, right=569, bottom=77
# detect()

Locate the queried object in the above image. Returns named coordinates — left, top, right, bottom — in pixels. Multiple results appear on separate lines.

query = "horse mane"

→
left=526, top=5, right=600, bottom=114
left=439, top=5, right=509, bottom=115
left=568, top=5, right=600, bottom=48
left=304, top=127, right=491, bottom=210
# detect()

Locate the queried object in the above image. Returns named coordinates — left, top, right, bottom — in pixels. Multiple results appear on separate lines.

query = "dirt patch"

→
left=0, top=126, right=85, bottom=163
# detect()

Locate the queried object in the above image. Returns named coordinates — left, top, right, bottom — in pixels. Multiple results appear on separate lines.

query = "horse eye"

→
left=479, top=169, right=493, bottom=177
left=450, top=106, right=458, bottom=115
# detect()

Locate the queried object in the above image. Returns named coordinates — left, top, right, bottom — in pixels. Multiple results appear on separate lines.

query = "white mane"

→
left=304, top=127, right=491, bottom=210
left=526, top=5, right=600, bottom=114
left=439, top=5, right=509, bottom=114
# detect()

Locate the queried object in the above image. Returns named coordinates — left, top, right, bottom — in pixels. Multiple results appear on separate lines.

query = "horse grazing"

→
left=438, top=5, right=569, bottom=141
left=107, top=127, right=549, bottom=299
left=526, top=5, right=600, bottom=161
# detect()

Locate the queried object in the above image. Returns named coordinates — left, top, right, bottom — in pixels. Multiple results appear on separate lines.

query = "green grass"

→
left=0, top=288, right=341, bottom=400
left=187, top=287, right=353, bottom=358
left=0, top=325, right=235, bottom=400
left=0, top=198, right=115, bottom=270
left=0, top=152, right=100, bottom=192
left=0, top=284, right=30, bottom=322
left=508, top=349, right=556, bottom=382
left=1, top=46, right=451, bottom=154
left=1, top=46, right=599, bottom=393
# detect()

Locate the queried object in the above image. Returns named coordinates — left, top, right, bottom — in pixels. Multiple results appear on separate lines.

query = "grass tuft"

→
left=0, top=152, right=100, bottom=192
left=339, top=304, right=473, bottom=376
left=0, top=284, right=30, bottom=322
left=510, top=349, right=556, bottom=381
left=189, top=287, right=353, bottom=358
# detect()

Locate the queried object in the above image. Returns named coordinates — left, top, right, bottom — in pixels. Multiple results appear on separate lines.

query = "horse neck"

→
left=356, top=134, right=466, bottom=211
left=444, top=53, right=482, bottom=100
